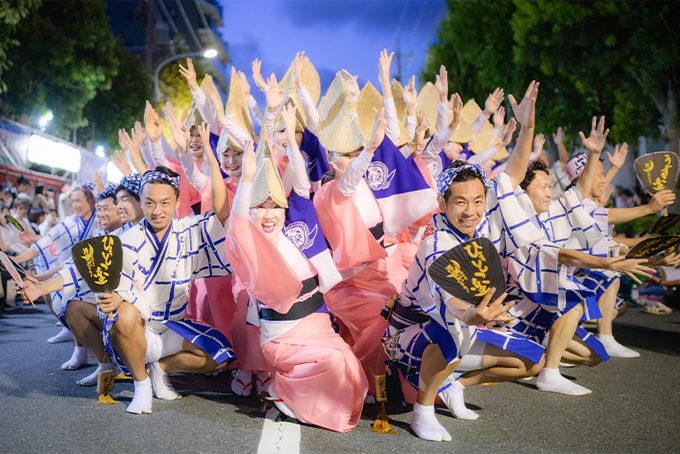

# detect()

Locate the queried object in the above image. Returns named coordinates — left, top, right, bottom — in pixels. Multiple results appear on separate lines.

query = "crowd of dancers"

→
left=4, top=49, right=678, bottom=442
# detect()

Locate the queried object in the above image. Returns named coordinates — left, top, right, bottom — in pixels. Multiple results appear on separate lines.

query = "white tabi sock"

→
left=255, top=371, right=272, bottom=393
left=411, top=403, right=451, bottom=442
left=231, top=369, right=253, bottom=396
left=268, top=388, right=305, bottom=423
left=535, top=368, right=591, bottom=396
left=127, top=377, right=153, bottom=414
left=76, top=363, right=112, bottom=387
left=438, top=381, right=479, bottom=420
left=47, top=326, right=73, bottom=344
left=147, top=361, right=181, bottom=400
left=61, top=346, right=88, bottom=370
left=598, top=334, right=640, bottom=358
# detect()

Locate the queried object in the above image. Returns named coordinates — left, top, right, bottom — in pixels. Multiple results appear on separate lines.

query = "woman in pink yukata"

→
left=225, top=104, right=366, bottom=431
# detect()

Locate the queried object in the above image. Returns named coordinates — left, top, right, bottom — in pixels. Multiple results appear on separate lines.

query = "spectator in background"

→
left=27, top=207, right=44, bottom=236
left=0, top=204, right=14, bottom=252
left=57, top=182, right=73, bottom=220
left=16, top=176, right=32, bottom=198
left=3, top=187, right=15, bottom=209
left=10, top=196, right=31, bottom=232
left=39, top=209, right=58, bottom=236
left=44, top=187, right=57, bottom=211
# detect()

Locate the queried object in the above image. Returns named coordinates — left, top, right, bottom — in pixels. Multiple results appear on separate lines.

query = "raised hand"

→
left=163, top=100, right=176, bottom=121
left=19, top=279, right=43, bottom=304
left=508, top=81, right=539, bottom=129
left=532, top=132, right=545, bottom=154
left=493, top=106, right=505, bottom=130
left=197, top=122, right=215, bottom=165
left=483, top=87, right=504, bottom=116
left=178, top=57, right=199, bottom=91
left=120, top=128, right=140, bottom=159
left=499, top=118, right=517, bottom=148
left=403, top=75, right=417, bottom=115
left=118, top=129, right=127, bottom=151
left=167, top=111, right=191, bottom=154
left=606, top=256, right=654, bottom=284
left=111, top=150, right=133, bottom=175
left=579, top=116, right=609, bottom=154
left=252, top=58, right=267, bottom=92
left=598, top=184, right=615, bottom=207
left=281, top=103, right=298, bottom=150
left=238, top=70, right=251, bottom=98
left=434, top=65, right=448, bottom=103
left=341, top=69, right=360, bottom=99
left=240, top=137, right=257, bottom=183
left=265, top=74, right=284, bottom=113
left=366, top=107, right=386, bottom=153
left=293, top=51, right=305, bottom=90
left=414, top=112, right=428, bottom=142
left=552, top=126, right=565, bottom=145
left=648, top=252, right=680, bottom=268
left=606, top=142, right=628, bottom=169
left=378, top=49, right=394, bottom=97
left=205, top=84, right=226, bottom=125
left=448, top=93, right=463, bottom=131
left=144, top=101, right=163, bottom=143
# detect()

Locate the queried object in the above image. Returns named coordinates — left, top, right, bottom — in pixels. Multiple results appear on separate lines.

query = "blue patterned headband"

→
left=436, top=163, right=489, bottom=196
left=98, top=183, right=117, bottom=201
left=74, top=182, right=96, bottom=197
left=141, top=171, right=180, bottom=189
left=119, top=174, right=142, bottom=196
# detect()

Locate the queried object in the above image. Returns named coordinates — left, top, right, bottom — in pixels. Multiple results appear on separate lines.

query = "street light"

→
left=154, top=49, right=218, bottom=102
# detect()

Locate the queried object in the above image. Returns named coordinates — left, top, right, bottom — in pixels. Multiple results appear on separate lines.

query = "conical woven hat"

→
left=278, top=56, right=321, bottom=105
left=470, top=121, right=508, bottom=160
left=250, top=158, right=288, bottom=209
left=416, top=82, right=439, bottom=135
left=318, top=72, right=365, bottom=154
left=449, top=119, right=474, bottom=144
left=184, top=101, right=205, bottom=128
left=226, top=67, right=255, bottom=139
left=255, top=125, right=274, bottom=163
left=391, top=79, right=407, bottom=122
left=461, top=99, right=483, bottom=126
left=355, top=81, right=412, bottom=148
left=216, top=127, right=243, bottom=153
left=273, top=73, right=306, bottom=132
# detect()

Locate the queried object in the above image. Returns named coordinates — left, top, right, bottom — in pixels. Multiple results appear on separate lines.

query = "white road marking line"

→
left=257, top=407, right=301, bottom=454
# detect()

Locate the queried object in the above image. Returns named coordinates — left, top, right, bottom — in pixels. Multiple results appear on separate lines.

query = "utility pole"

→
left=393, top=39, right=414, bottom=83
left=145, top=0, right=155, bottom=72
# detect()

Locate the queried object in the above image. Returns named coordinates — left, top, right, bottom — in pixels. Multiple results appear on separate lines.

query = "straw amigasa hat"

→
left=184, top=75, right=216, bottom=127
left=273, top=71, right=307, bottom=133
left=250, top=125, right=288, bottom=209
left=226, top=67, right=255, bottom=140
left=462, top=99, right=508, bottom=161
left=216, top=128, right=243, bottom=154
left=318, top=72, right=365, bottom=154
left=356, top=81, right=412, bottom=147
left=278, top=56, right=322, bottom=106
left=417, top=81, right=473, bottom=144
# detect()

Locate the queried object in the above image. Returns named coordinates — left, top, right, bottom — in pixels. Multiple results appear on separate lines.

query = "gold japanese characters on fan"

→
left=445, top=240, right=492, bottom=297
left=80, top=236, right=115, bottom=286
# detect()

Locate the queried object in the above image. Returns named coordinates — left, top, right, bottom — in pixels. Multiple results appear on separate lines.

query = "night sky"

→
left=217, top=0, right=447, bottom=106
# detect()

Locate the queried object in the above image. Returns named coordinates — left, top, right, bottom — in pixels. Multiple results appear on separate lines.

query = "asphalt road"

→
left=1, top=302, right=678, bottom=454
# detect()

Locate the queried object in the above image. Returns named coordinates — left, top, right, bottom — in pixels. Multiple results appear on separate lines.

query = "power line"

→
left=157, top=0, right=180, bottom=35
left=174, top=0, right=203, bottom=50
left=193, top=0, right=221, bottom=52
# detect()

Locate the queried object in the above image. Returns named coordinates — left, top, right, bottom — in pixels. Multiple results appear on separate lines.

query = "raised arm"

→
left=557, top=249, right=653, bottom=285
left=263, top=74, right=284, bottom=146
left=199, top=122, right=233, bottom=225
left=403, top=75, right=418, bottom=137
left=293, top=51, right=319, bottom=135
left=471, top=88, right=504, bottom=135
left=341, top=70, right=360, bottom=101
left=603, top=142, right=628, bottom=187
left=378, top=49, right=399, bottom=145
left=503, top=81, right=539, bottom=188
left=338, top=108, right=386, bottom=198
left=468, top=118, right=516, bottom=166
left=240, top=70, right=264, bottom=124
left=167, top=107, right=208, bottom=192
left=121, top=128, right=151, bottom=174
left=252, top=58, right=268, bottom=93
left=552, top=127, right=569, bottom=170
left=607, top=189, right=675, bottom=224
left=204, top=84, right=253, bottom=148
left=144, top=101, right=171, bottom=168
left=282, top=104, right=311, bottom=198
left=576, top=116, right=609, bottom=200
left=134, top=121, right=154, bottom=168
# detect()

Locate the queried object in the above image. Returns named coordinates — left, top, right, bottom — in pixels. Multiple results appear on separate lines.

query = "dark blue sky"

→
left=217, top=0, right=447, bottom=105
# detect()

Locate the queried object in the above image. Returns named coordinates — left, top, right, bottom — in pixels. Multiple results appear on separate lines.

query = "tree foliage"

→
left=0, top=0, right=119, bottom=141
left=83, top=44, right=153, bottom=151
left=0, top=0, right=41, bottom=93
left=423, top=0, right=680, bottom=152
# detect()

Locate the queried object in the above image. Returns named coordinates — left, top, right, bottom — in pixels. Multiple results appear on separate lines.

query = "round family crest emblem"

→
left=284, top=221, right=317, bottom=251
left=365, top=161, right=396, bottom=191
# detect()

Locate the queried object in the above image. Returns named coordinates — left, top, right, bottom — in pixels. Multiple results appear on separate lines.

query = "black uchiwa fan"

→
left=5, top=214, right=24, bottom=232
left=71, top=235, right=123, bottom=293
left=650, top=214, right=680, bottom=236
left=634, top=152, right=679, bottom=217
left=626, top=235, right=680, bottom=259
left=428, top=237, right=505, bottom=307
